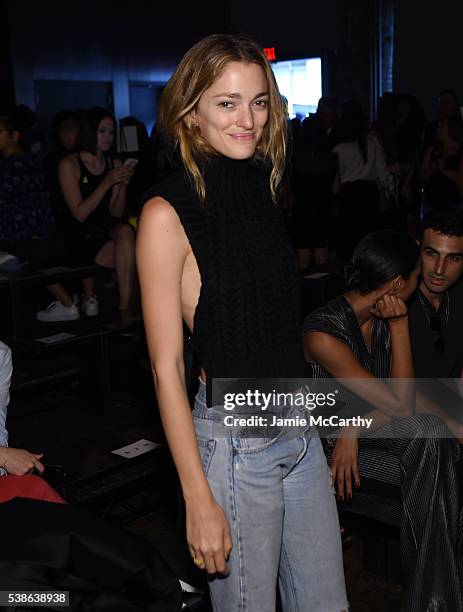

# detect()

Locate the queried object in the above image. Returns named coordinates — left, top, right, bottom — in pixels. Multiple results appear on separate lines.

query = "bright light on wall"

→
left=272, top=58, right=322, bottom=119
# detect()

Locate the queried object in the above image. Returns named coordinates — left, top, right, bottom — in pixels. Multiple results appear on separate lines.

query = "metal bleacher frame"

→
left=1, top=263, right=141, bottom=413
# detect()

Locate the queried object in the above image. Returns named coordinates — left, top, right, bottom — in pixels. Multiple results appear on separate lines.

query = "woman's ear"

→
left=391, top=275, right=402, bottom=293
left=185, top=110, right=198, bottom=130
left=383, top=275, right=401, bottom=296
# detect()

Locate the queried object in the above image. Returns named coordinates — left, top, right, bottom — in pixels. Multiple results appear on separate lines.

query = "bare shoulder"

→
left=305, top=330, right=337, bottom=349
left=138, top=196, right=189, bottom=250
left=304, top=330, right=350, bottom=361
left=59, top=153, right=79, bottom=174
left=140, top=196, right=181, bottom=226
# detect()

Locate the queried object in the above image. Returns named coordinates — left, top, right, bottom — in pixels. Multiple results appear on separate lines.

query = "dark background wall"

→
left=6, top=0, right=373, bottom=123
left=6, top=1, right=227, bottom=120
left=394, top=0, right=463, bottom=118
left=5, top=0, right=463, bottom=126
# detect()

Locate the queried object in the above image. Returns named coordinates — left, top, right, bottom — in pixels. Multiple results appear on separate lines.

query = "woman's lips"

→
left=230, top=133, right=255, bottom=141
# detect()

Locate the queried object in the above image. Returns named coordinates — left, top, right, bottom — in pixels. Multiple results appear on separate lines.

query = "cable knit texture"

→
left=143, top=155, right=306, bottom=405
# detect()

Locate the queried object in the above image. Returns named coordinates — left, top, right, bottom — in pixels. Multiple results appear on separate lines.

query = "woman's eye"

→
left=219, top=101, right=233, bottom=109
left=254, top=100, right=268, bottom=107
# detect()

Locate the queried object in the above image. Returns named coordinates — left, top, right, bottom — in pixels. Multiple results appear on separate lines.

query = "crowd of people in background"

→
left=1, top=88, right=462, bottom=319
left=289, top=88, right=463, bottom=268
left=1, top=63, right=463, bottom=609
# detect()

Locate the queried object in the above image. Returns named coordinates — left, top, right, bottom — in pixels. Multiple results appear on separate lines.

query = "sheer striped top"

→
left=303, top=294, right=391, bottom=378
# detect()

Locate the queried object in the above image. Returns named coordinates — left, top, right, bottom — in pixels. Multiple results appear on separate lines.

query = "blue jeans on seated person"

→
left=193, top=381, right=348, bottom=612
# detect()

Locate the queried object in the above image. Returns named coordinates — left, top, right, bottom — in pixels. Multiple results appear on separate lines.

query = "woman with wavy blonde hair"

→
left=137, top=33, right=347, bottom=611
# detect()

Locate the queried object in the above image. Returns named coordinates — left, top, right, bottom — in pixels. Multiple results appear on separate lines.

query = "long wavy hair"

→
left=158, top=33, right=287, bottom=203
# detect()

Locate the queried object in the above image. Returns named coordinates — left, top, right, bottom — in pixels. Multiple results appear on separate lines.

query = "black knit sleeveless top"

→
left=143, top=155, right=308, bottom=405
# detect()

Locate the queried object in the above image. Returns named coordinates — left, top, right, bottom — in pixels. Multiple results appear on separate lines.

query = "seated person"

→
left=0, top=112, right=54, bottom=263
left=43, top=110, right=80, bottom=230
left=303, top=230, right=462, bottom=611
left=0, top=340, right=64, bottom=504
left=56, top=107, right=136, bottom=317
left=409, top=207, right=463, bottom=381
left=420, top=117, right=463, bottom=212
left=0, top=110, right=82, bottom=323
left=39, top=110, right=99, bottom=322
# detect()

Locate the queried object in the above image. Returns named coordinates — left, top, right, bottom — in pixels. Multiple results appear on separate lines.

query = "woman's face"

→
left=191, top=61, right=269, bottom=160
left=97, top=117, right=115, bottom=153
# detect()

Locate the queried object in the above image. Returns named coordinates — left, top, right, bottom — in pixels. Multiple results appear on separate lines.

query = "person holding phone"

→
left=53, top=108, right=136, bottom=317
left=303, top=230, right=462, bottom=610
left=137, top=34, right=347, bottom=612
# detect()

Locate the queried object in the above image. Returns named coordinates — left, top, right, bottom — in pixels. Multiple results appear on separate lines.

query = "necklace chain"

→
left=417, top=291, right=449, bottom=327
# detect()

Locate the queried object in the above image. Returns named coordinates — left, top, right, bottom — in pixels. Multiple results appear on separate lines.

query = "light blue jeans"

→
left=193, top=382, right=348, bottom=612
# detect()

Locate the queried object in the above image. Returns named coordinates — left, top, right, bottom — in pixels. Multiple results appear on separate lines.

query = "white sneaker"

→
left=36, top=300, right=80, bottom=322
left=82, top=296, right=99, bottom=317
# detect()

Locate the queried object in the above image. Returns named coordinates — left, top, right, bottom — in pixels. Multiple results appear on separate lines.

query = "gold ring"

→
left=193, top=557, right=205, bottom=568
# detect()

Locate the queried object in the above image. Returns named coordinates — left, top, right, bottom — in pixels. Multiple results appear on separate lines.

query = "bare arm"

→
left=58, top=156, right=132, bottom=223
left=305, top=306, right=414, bottom=418
left=109, top=159, right=131, bottom=218
left=136, top=197, right=231, bottom=574
left=305, top=295, right=414, bottom=498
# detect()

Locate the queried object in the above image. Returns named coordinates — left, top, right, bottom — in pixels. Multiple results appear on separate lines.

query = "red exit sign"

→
left=263, top=47, right=276, bottom=61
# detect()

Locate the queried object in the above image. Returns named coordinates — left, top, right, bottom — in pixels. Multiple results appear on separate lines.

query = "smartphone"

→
left=123, top=158, right=139, bottom=168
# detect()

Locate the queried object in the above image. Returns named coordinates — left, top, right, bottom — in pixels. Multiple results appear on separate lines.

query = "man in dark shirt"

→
left=408, top=208, right=463, bottom=439
left=408, top=207, right=463, bottom=379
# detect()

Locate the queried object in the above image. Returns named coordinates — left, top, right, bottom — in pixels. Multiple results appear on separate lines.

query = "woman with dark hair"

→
left=50, top=107, right=135, bottom=318
left=137, top=33, right=347, bottom=611
left=333, top=101, right=394, bottom=261
left=304, top=230, right=462, bottom=610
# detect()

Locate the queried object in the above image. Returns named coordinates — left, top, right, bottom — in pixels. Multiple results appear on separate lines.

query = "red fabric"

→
left=0, top=474, right=65, bottom=504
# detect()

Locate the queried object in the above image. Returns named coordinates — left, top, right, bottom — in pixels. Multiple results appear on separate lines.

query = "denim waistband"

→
left=194, top=380, right=313, bottom=439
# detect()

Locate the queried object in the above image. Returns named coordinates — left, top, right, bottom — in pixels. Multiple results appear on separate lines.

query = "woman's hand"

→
left=371, top=294, right=407, bottom=321
left=186, top=497, right=233, bottom=575
left=2, top=447, right=44, bottom=476
left=104, top=166, right=134, bottom=188
left=331, top=437, right=360, bottom=500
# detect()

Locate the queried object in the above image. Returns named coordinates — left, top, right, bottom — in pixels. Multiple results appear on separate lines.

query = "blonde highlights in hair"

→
left=158, top=33, right=287, bottom=203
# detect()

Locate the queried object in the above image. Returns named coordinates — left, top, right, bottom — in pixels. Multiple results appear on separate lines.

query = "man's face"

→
left=420, top=228, right=463, bottom=294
